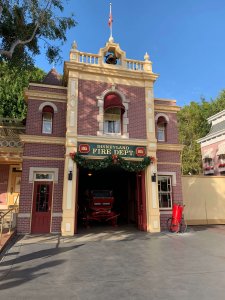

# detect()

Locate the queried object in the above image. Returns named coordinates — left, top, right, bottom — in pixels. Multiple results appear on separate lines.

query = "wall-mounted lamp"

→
left=68, top=170, right=73, bottom=181
left=151, top=172, right=157, bottom=182
left=88, top=172, right=92, bottom=177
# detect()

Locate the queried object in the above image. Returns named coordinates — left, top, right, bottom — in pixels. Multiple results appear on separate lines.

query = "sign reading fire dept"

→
left=78, top=143, right=146, bottom=158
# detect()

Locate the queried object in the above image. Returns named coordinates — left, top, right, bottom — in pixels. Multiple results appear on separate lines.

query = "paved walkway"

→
left=1, top=225, right=225, bottom=299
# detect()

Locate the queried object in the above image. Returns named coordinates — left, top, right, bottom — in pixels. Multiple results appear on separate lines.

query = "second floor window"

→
left=103, top=93, right=125, bottom=135
left=42, top=106, right=53, bottom=134
left=104, top=108, right=121, bottom=134
left=157, top=116, right=167, bottom=142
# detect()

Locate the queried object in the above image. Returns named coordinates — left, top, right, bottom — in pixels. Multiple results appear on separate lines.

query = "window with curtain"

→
left=42, top=106, right=53, bottom=134
left=104, top=107, right=121, bottom=134
left=157, top=116, right=167, bottom=142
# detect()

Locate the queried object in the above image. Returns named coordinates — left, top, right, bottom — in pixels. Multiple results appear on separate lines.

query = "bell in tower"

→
left=105, top=51, right=117, bottom=65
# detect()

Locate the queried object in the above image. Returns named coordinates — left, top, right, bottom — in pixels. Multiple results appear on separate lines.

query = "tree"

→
left=0, top=61, right=45, bottom=118
left=178, top=91, right=225, bottom=175
left=0, top=0, right=76, bottom=67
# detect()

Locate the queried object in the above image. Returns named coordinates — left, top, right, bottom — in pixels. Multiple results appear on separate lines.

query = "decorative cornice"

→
left=23, top=156, right=64, bottom=161
left=197, top=130, right=225, bottom=144
left=64, top=61, right=159, bottom=84
left=157, top=143, right=184, bottom=151
left=29, top=83, right=67, bottom=90
left=0, top=156, right=22, bottom=163
left=154, top=104, right=181, bottom=112
left=77, top=135, right=148, bottom=146
left=20, top=135, right=65, bottom=145
left=24, top=89, right=67, bottom=103
left=0, top=147, right=23, bottom=153
left=158, top=162, right=181, bottom=165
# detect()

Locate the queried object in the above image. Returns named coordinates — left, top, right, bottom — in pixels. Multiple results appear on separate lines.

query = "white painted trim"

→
left=18, top=213, right=31, bottom=218
left=158, top=172, right=177, bottom=186
left=155, top=113, right=169, bottom=123
left=38, top=102, right=58, bottom=113
left=207, top=109, right=225, bottom=123
left=29, top=167, right=59, bottom=183
left=52, top=212, right=62, bottom=217
left=198, top=132, right=225, bottom=145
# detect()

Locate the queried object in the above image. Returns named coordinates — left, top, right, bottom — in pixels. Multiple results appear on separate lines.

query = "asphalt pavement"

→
left=1, top=225, right=225, bottom=300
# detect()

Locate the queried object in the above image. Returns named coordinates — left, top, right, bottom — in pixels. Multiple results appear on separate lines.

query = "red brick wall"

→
left=157, top=163, right=183, bottom=230
left=0, top=164, right=9, bottom=205
left=29, top=85, right=67, bottom=95
left=157, top=151, right=181, bottom=163
left=51, top=217, right=62, bottom=233
left=26, top=99, right=66, bottom=137
left=118, top=85, right=146, bottom=139
left=77, top=80, right=108, bottom=135
left=157, top=164, right=183, bottom=204
left=155, top=112, right=179, bottom=144
left=77, top=79, right=147, bottom=139
left=17, top=159, right=64, bottom=233
left=24, top=143, right=65, bottom=158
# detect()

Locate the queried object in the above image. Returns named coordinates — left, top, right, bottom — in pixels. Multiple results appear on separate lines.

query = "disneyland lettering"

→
left=92, top=144, right=134, bottom=156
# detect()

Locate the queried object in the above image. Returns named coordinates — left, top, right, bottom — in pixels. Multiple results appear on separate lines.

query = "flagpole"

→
left=110, top=3, right=113, bottom=39
left=108, top=2, right=113, bottom=42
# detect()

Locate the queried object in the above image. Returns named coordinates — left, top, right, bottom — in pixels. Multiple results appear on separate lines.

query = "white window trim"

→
left=96, top=86, right=130, bottom=138
left=158, top=175, right=173, bottom=210
left=38, top=102, right=58, bottom=113
left=29, top=167, right=59, bottom=183
left=155, top=113, right=169, bottom=123
left=157, top=172, right=176, bottom=186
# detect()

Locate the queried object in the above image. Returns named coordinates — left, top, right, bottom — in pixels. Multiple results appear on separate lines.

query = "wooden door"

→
left=8, top=171, right=21, bottom=207
left=31, top=182, right=53, bottom=233
left=136, top=171, right=147, bottom=231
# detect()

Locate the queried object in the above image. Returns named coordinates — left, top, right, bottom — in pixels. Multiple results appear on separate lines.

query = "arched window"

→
left=42, top=106, right=53, bottom=134
left=103, top=93, right=125, bottom=134
left=157, top=116, right=167, bottom=142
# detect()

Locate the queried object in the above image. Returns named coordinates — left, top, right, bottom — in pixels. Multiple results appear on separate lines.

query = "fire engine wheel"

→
left=179, top=217, right=187, bottom=233
left=167, top=217, right=180, bottom=233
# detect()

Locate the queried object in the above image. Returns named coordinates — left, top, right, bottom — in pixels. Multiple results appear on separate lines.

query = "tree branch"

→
left=0, top=21, right=39, bottom=58
left=0, top=5, right=3, bottom=19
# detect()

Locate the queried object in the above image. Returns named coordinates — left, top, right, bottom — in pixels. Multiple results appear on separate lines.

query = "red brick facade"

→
left=15, top=45, right=183, bottom=234
left=26, top=99, right=66, bottom=137
left=18, top=159, right=64, bottom=233
left=77, top=80, right=147, bottom=139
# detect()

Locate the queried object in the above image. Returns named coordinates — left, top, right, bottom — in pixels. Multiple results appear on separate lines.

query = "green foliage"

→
left=70, top=153, right=155, bottom=172
left=0, top=0, right=76, bottom=67
left=178, top=91, right=225, bottom=175
left=0, top=62, right=45, bottom=118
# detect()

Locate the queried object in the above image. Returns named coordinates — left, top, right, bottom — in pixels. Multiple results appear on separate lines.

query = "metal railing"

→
left=0, top=206, right=18, bottom=245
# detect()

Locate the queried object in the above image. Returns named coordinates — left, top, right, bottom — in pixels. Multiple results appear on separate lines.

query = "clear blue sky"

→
left=36, top=0, right=225, bottom=107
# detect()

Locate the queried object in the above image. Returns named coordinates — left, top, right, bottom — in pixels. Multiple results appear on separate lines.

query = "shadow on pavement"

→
left=0, top=244, right=84, bottom=267
left=0, top=244, right=84, bottom=290
left=0, top=259, right=65, bottom=290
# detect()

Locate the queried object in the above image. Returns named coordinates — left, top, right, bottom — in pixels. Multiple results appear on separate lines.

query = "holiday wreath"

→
left=70, top=152, right=155, bottom=172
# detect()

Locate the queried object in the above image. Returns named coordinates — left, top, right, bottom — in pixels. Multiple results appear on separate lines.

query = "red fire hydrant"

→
left=171, top=204, right=184, bottom=232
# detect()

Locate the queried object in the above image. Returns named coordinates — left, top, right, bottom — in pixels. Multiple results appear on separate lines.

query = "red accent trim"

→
left=104, top=93, right=125, bottom=114
left=136, top=147, right=146, bottom=157
left=78, top=144, right=90, bottom=154
left=74, top=167, right=79, bottom=234
left=141, top=171, right=147, bottom=231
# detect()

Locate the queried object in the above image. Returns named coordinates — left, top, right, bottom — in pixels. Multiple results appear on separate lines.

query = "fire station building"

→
left=0, top=39, right=183, bottom=235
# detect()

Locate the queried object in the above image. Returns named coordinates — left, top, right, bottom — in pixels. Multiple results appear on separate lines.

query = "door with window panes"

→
left=31, top=182, right=53, bottom=233
left=158, top=176, right=172, bottom=209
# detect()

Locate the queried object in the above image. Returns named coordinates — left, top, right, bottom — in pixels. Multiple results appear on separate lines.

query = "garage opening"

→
left=77, top=166, right=146, bottom=231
